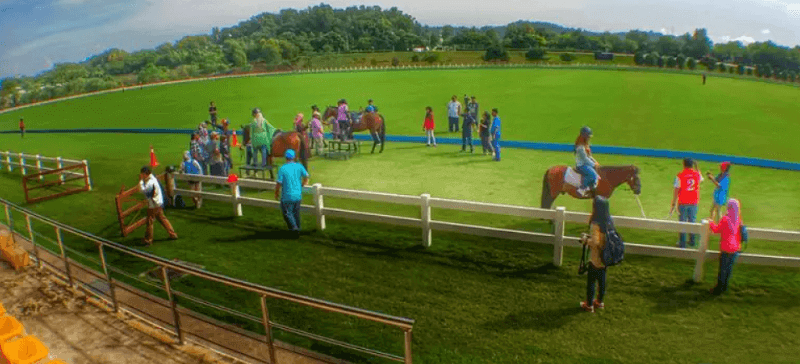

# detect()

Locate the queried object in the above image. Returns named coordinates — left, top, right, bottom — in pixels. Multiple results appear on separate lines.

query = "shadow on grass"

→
left=483, top=306, right=582, bottom=332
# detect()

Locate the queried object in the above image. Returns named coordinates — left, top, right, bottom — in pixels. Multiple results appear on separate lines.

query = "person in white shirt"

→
left=446, top=95, right=462, bottom=133
left=139, top=166, right=178, bottom=245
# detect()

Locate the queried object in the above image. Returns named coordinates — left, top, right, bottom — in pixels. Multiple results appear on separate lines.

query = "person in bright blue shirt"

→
left=365, top=99, right=377, bottom=113
left=706, top=161, right=732, bottom=222
left=490, top=108, right=501, bottom=161
left=275, top=149, right=310, bottom=233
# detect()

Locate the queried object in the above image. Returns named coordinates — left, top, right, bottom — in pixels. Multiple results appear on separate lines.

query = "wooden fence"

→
left=171, top=173, right=800, bottom=283
left=0, top=151, right=90, bottom=187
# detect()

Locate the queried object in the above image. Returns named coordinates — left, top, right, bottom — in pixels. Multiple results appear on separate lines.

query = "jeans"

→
left=281, top=200, right=302, bottom=231
left=426, top=130, right=437, bottom=145
left=480, top=134, right=492, bottom=154
left=491, top=136, right=500, bottom=161
left=586, top=264, right=607, bottom=304
left=245, top=145, right=253, bottom=166
left=678, top=204, right=698, bottom=247
left=448, top=117, right=459, bottom=132
left=714, top=252, right=739, bottom=293
left=252, top=145, right=269, bottom=167
left=461, top=127, right=473, bottom=151
left=577, top=165, right=599, bottom=189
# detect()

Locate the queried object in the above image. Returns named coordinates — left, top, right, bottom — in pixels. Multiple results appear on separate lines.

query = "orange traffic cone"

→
left=149, top=145, right=159, bottom=168
left=231, top=130, right=241, bottom=147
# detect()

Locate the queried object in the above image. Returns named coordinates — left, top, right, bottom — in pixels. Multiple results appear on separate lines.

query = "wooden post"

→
left=553, top=207, right=566, bottom=267
left=404, top=329, right=413, bottom=364
left=421, top=194, right=431, bottom=248
left=162, top=266, right=184, bottom=345
left=54, top=227, right=74, bottom=287
left=57, top=157, right=65, bottom=183
left=260, top=295, right=278, bottom=364
left=19, top=153, right=26, bottom=176
left=693, top=220, right=711, bottom=282
left=35, top=155, right=43, bottom=180
left=5, top=151, right=11, bottom=172
left=230, top=182, right=242, bottom=216
left=82, top=160, right=92, bottom=191
left=313, top=183, right=325, bottom=230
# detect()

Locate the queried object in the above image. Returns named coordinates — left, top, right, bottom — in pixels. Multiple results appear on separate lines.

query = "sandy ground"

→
left=0, top=261, right=330, bottom=364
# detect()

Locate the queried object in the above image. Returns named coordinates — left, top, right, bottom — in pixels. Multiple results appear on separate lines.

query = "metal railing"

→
left=0, top=197, right=415, bottom=364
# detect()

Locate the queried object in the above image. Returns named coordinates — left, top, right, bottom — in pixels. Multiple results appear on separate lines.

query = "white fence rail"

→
left=0, top=150, right=88, bottom=184
left=172, top=173, right=800, bottom=282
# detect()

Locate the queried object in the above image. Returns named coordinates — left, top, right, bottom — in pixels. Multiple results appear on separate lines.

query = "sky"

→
left=1, top=0, right=798, bottom=78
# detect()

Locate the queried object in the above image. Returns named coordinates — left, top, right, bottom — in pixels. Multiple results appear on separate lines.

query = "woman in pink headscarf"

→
left=708, top=198, right=742, bottom=295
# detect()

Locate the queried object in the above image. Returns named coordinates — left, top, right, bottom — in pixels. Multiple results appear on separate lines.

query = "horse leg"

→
left=379, top=122, right=386, bottom=153
left=370, top=130, right=378, bottom=154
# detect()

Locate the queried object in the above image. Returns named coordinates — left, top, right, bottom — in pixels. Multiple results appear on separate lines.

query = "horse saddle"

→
left=564, top=167, right=583, bottom=188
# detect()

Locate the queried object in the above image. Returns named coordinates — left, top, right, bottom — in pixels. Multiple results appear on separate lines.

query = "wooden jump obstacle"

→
left=21, top=162, right=91, bottom=204
left=115, top=173, right=169, bottom=237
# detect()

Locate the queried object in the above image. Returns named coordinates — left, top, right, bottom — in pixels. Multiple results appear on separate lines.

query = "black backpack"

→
left=602, top=227, right=625, bottom=267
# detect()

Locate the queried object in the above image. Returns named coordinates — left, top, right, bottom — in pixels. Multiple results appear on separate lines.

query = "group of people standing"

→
left=426, top=95, right=501, bottom=161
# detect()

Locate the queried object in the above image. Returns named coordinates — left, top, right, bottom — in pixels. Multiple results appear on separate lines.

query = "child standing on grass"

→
left=479, top=111, right=492, bottom=155
left=707, top=162, right=732, bottom=222
left=423, top=106, right=437, bottom=147
left=709, top=198, right=742, bottom=295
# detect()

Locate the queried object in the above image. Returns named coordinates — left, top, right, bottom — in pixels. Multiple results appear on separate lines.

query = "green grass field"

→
left=1, top=68, right=799, bottom=364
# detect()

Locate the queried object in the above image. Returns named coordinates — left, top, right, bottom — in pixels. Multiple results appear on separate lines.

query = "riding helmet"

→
left=252, top=107, right=261, bottom=115
left=580, top=126, right=592, bottom=137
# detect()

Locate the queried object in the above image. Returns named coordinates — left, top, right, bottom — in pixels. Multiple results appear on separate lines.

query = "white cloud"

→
left=734, top=36, right=757, bottom=44
left=761, top=28, right=771, bottom=34
left=789, top=3, right=800, bottom=17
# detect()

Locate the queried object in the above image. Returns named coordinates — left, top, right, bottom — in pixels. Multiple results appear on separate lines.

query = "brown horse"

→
left=541, top=165, right=641, bottom=208
left=268, top=130, right=309, bottom=170
left=323, top=106, right=386, bottom=153
left=242, top=125, right=308, bottom=171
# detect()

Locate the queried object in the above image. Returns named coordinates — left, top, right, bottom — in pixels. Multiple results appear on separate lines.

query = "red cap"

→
left=720, top=161, right=731, bottom=172
left=226, top=174, right=239, bottom=183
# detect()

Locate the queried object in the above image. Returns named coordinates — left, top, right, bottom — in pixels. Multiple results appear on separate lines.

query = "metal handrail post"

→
left=24, top=214, right=41, bottom=268
left=260, top=295, right=278, bottom=364
left=162, top=266, right=184, bottom=345
left=404, top=329, right=413, bottom=364
left=54, top=226, right=74, bottom=286
left=98, top=243, right=119, bottom=312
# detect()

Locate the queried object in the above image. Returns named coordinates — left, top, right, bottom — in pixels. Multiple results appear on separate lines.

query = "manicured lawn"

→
left=1, top=68, right=799, bottom=363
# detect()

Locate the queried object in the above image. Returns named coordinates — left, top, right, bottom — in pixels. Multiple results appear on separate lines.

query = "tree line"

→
left=2, top=4, right=799, bottom=108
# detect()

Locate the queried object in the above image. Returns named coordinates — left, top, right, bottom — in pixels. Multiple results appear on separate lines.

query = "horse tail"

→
left=541, top=169, right=555, bottom=209
left=379, top=115, right=386, bottom=143
left=299, top=132, right=309, bottom=171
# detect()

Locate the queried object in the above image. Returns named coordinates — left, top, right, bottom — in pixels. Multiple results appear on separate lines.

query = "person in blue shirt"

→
left=365, top=99, right=378, bottom=113
left=706, top=161, right=732, bottom=222
left=179, top=151, right=203, bottom=208
left=275, top=149, right=310, bottom=234
left=490, top=108, right=501, bottom=161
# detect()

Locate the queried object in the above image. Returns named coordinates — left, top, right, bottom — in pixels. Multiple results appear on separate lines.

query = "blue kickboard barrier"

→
left=2, top=128, right=799, bottom=172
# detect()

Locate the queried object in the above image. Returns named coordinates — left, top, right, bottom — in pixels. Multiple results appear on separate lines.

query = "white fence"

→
left=172, top=173, right=800, bottom=282
left=0, top=150, right=90, bottom=187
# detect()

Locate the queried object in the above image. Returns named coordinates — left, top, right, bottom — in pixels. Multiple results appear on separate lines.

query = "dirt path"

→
left=0, top=262, right=330, bottom=364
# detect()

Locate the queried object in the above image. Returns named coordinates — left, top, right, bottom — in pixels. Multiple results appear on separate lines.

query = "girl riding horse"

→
left=575, top=126, right=601, bottom=196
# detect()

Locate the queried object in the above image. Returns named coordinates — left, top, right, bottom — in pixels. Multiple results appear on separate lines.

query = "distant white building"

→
left=413, top=46, right=428, bottom=53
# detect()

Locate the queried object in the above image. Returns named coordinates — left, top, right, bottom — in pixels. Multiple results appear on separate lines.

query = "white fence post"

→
left=57, top=157, right=64, bottom=183
left=421, top=194, right=431, bottom=247
left=18, top=153, right=26, bottom=176
left=553, top=207, right=566, bottom=267
left=313, top=183, right=326, bottom=230
left=693, top=220, right=711, bottom=282
left=35, top=155, right=43, bottom=180
left=231, top=182, right=242, bottom=216
left=82, top=160, right=92, bottom=191
left=5, top=151, right=11, bottom=172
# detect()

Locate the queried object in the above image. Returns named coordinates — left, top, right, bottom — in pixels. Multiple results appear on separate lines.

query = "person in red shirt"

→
left=423, top=106, right=436, bottom=147
left=19, top=118, right=25, bottom=138
left=670, top=158, right=703, bottom=248
left=709, top=198, right=742, bottom=295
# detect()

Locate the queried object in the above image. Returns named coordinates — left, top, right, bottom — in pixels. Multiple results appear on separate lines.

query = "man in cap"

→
left=467, top=96, right=479, bottom=120
left=275, top=149, right=310, bottom=234
left=671, top=158, right=704, bottom=248
left=139, top=166, right=178, bottom=245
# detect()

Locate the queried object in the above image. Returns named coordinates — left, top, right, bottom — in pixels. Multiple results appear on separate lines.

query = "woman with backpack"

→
left=580, top=196, right=618, bottom=313
left=709, top=198, right=742, bottom=295
left=179, top=151, right=203, bottom=208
